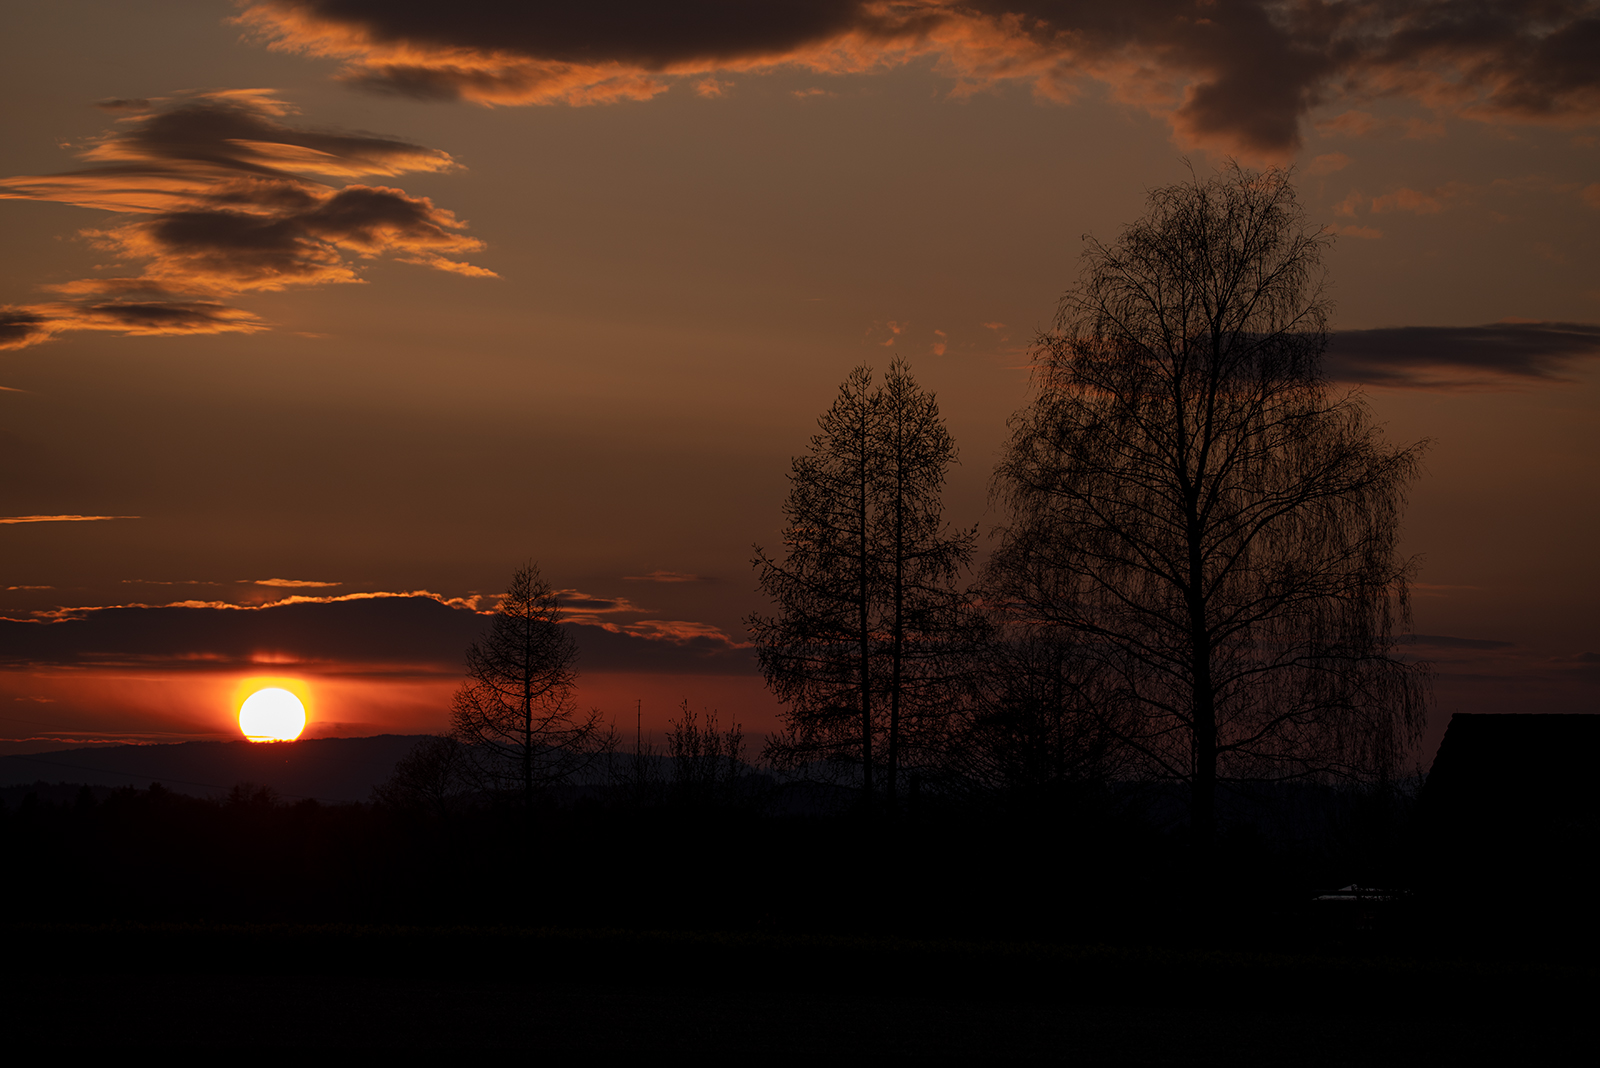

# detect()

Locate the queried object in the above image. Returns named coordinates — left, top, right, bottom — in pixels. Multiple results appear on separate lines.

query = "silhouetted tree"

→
left=945, top=624, right=1125, bottom=814
left=987, top=163, right=1429, bottom=858
left=372, top=734, right=473, bottom=818
left=666, top=699, right=745, bottom=808
left=450, top=563, right=614, bottom=808
left=751, top=357, right=974, bottom=807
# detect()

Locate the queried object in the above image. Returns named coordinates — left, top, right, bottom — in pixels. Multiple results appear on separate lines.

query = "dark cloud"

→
left=238, top=1, right=1600, bottom=155
left=1326, top=321, right=1600, bottom=388
left=0, top=594, right=754, bottom=675
left=275, top=0, right=871, bottom=69
left=569, top=621, right=756, bottom=674
left=0, top=309, right=52, bottom=349
left=0, top=90, right=490, bottom=350
left=0, top=301, right=271, bottom=350
left=1401, top=633, right=1514, bottom=650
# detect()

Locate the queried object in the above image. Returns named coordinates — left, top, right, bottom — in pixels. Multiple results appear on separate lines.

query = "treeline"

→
left=345, top=167, right=1428, bottom=867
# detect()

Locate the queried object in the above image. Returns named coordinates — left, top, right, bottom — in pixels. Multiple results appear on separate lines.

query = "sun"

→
left=239, top=687, right=306, bottom=742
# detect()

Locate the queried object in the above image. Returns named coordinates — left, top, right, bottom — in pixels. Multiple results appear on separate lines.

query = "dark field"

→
left=3, top=775, right=1594, bottom=1058
left=4, top=925, right=1591, bottom=1059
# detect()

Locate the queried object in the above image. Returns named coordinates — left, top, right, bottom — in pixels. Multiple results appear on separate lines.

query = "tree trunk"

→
left=887, top=450, right=905, bottom=812
left=858, top=438, right=874, bottom=808
left=523, top=617, right=534, bottom=812
left=1185, top=473, right=1216, bottom=868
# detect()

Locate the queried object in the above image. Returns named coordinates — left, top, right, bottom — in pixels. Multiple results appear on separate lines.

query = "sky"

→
left=1, top=0, right=1597, bottom=757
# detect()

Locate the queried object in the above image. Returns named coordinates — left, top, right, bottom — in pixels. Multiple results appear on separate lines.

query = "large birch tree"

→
left=987, top=164, right=1429, bottom=854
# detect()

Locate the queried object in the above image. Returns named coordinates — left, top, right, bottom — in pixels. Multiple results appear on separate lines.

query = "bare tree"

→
left=987, top=163, right=1429, bottom=856
left=372, top=734, right=474, bottom=818
left=751, top=357, right=974, bottom=808
left=450, top=564, right=614, bottom=808
left=666, top=699, right=746, bottom=808
left=944, top=623, right=1126, bottom=814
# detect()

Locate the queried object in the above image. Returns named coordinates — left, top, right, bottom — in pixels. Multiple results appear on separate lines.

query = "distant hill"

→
left=0, top=735, right=430, bottom=804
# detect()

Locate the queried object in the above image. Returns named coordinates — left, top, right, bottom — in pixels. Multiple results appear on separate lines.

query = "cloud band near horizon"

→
left=0, top=593, right=756, bottom=676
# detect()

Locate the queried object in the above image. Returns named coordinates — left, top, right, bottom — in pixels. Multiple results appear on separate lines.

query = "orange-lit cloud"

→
left=2, top=590, right=756, bottom=675
left=0, top=301, right=268, bottom=351
left=0, top=514, right=139, bottom=524
left=553, top=589, right=648, bottom=624
left=620, top=618, right=751, bottom=647
left=1306, top=152, right=1350, bottom=176
left=1370, top=181, right=1475, bottom=215
left=245, top=578, right=342, bottom=588
left=237, top=1, right=1600, bottom=158
left=1326, top=321, right=1600, bottom=389
left=0, top=90, right=490, bottom=350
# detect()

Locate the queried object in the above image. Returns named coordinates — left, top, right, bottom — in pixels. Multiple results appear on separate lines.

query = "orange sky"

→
left=2, top=1, right=1597, bottom=755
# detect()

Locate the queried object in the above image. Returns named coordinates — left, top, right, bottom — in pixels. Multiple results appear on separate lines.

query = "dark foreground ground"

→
left=3, top=924, right=1592, bottom=1059
left=5, top=772, right=1595, bottom=1058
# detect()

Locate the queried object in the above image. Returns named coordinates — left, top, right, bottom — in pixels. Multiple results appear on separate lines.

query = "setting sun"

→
left=239, top=687, right=306, bottom=742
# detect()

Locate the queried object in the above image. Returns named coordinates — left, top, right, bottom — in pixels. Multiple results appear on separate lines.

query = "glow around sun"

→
left=239, top=687, right=306, bottom=742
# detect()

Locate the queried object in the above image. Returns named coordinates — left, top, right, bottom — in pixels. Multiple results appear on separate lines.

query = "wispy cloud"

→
left=1306, top=152, right=1351, bottom=176
left=622, top=570, right=704, bottom=583
left=552, top=588, right=649, bottom=626
left=619, top=619, right=750, bottom=648
left=121, top=579, right=221, bottom=586
left=237, top=1, right=1600, bottom=158
left=1370, top=182, right=1475, bottom=215
left=0, top=514, right=138, bottom=524
left=0, top=591, right=754, bottom=675
left=243, top=578, right=342, bottom=588
left=1402, top=633, right=1513, bottom=650
left=0, top=90, right=490, bottom=350
left=1326, top=321, right=1600, bottom=389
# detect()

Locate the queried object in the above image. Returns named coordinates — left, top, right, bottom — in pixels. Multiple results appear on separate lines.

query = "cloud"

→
left=0, top=514, right=138, bottom=524
left=1370, top=181, right=1473, bottom=214
left=0, top=301, right=269, bottom=350
left=1306, top=152, right=1351, bottom=176
left=553, top=588, right=648, bottom=623
left=567, top=620, right=756, bottom=674
left=245, top=578, right=342, bottom=588
left=1326, top=321, right=1600, bottom=388
left=1401, top=633, right=1514, bottom=651
left=122, top=579, right=220, bottom=586
left=0, top=592, right=754, bottom=675
left=622, top=570, right=705, bottom=583
left=0, top=90, right=489, bottom=350
left=619, top=619, right=748, bottom=646
left=236, top=2, right=1600, bottom=157
left=869, top=319, right=906, bottom=347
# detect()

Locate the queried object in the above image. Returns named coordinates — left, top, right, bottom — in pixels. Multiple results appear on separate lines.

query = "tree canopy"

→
left=986, top=163, right=1429, bottom=849
left=450, top=563, right=613, bottom=807
left=751, top=357, right=974, bottom=807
